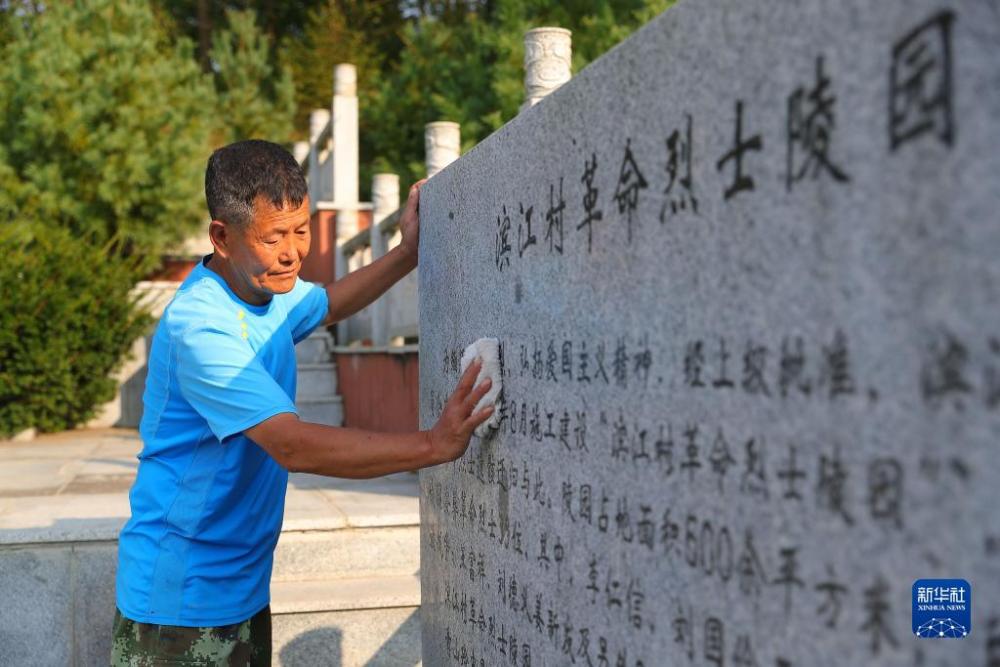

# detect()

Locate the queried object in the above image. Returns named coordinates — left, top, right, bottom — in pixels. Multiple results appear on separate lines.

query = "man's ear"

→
left=208, top=220, right=231, bottom=258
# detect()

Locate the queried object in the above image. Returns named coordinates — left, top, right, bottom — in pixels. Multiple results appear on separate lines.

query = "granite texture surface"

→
left=418, top=1, right=1000, bottom=665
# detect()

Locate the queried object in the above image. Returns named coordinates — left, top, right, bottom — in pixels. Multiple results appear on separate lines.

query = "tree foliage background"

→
left=0, top=0, right=296, bottom=257
left=0, top=224, right=152, bottom=436
left=285, top=0, right=676, bottom=193
left=0, top=0, right=295, bottom=433
left=0, top=0, right=214, bottom=256
left=152, top=0, right=677, bottom=194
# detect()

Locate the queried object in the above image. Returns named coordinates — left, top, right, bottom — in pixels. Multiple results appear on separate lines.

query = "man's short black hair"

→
left=205, top=140, right=308, bottom=230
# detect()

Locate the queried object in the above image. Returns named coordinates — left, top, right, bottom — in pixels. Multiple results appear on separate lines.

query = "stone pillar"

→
left=336, top=209, right=360, bottom=246
left=424, top=121, right=461, bottom=178
left=523, top=27, right=572, bottom=108
left=308, top=109, right=330, bottom=204
left=372, top=173, right=400, bottom=228
left=333, top=64, right=360, bottom=244
left=332, top=64, right=359, bottom=208
left=293, top=141, right=309, bottom=166
left=370, top=173, right=400, bottom=346
left=335, top=240, right=349, bottom=345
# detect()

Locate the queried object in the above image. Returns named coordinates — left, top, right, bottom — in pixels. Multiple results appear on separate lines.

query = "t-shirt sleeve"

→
left=284, top=278, right=330, bottom=344
left=175, top=322, right=298, bottom=441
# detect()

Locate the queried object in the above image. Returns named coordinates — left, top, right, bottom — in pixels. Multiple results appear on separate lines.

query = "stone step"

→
left=273, top=526, right=420, bottom=581
left=272, top=575, right=422, bottom=666
left=277, top=472, right=420, bottom=582
left=297, top=362, right=339, bottom=398
left=295, top=330, right=333, bottom=365
left=271, top=573, right=420, bottom=614
left=296, top=396, right=344, bottom=426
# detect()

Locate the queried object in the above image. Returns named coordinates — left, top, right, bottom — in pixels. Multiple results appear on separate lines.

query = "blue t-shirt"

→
left=116, top=257, right=329, bottom=626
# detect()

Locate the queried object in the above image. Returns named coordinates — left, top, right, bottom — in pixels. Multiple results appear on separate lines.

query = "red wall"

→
left=300, top=210, right=337, bottom=285
left=146, top=257, right=199, bottom=282
left=300, top=209, right=374, bottom=286
left=334, top=350, right=419, bottom=432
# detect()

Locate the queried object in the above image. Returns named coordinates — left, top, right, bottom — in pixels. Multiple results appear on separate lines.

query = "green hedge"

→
left=0, top=224, right=152, bottom=436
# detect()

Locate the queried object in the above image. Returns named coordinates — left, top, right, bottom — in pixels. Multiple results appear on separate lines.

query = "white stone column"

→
left=332, top=64, right=359, bottom=208
left=370, top=173, right=400, bottom=346
left=372, top=173, right=400, bottom=228
left=308, top=109, right=330, bottom=205
left=335, top=241, right=350, bottom=345
left=333, top=64, right=360, bottom=243
left=336, top=209, right=360, bottom=245
left=424, top=121, right=461, bottom=178
left=523, top=27, right=572, bottom=108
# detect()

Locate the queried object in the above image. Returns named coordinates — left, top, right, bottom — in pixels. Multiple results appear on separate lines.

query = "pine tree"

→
left=282, top=1, right=404, bottom=198
left=0, top=0, right=216, bottom=260
left=211, top=9, right=297, bottom=145
left=358, top=0, right=676, bottom=190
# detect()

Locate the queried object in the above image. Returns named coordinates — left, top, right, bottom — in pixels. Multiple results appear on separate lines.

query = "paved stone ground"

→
left=0, top=428, right=421, bottom=545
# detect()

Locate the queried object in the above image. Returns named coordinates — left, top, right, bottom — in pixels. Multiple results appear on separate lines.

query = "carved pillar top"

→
left=334, top=63, right=357, bottom=97
left=292, top=141, right=309, bottom=165
left=425, top=121, right=461, bottom=178
left=309, top=108, right=331, bottom=141
left=523, top=27, right=572, bottom=108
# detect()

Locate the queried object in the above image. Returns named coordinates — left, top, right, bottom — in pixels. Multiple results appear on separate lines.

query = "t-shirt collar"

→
left=196, top=254, right=273, bottom=315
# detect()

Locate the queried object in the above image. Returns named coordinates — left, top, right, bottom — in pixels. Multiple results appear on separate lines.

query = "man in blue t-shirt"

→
left=111, top=140, right=493, bottom=665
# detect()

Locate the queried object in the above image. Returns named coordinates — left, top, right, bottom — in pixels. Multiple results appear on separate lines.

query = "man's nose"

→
left=278, top=236, right=299, bottom=264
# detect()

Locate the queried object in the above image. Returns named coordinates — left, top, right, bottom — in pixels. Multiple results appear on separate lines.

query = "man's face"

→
left=227, top=196, right=311, bottom=299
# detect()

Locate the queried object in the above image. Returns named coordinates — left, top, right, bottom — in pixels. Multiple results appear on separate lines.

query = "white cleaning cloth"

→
left=460, top=337, right=503, bottom=438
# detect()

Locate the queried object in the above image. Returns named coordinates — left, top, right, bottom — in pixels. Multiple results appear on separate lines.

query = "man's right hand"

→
left=427, top=358, right=495, bottom=464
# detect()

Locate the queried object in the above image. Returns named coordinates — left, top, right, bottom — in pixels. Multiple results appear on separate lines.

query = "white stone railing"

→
left=295, top=64, right=361, bottom=218
left=132, top=280, right=180, bottom=319
left=89, top=281, right=180, bottom=428
left=294, top=27, right=571, bottom=348
left=336, top=207, right=419, bottom=347
left=332, top=118, right=464, bottom=347
left=296, top=109, right=332, bottom=209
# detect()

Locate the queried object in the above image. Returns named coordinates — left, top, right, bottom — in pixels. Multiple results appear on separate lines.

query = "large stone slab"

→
left=72, top=544, right=120, bottom=666
left=0, top=547, right=73, bottom=666
left=273, top=527, right=420, bottom=580
left=418, top=1, right=1000, bottom=665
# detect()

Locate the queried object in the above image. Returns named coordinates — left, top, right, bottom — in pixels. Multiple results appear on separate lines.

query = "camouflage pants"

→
left=110, top=606, right=271, bottom=666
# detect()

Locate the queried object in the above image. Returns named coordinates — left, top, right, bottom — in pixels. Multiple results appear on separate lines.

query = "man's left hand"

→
left=399, top=178, right=428, bottom=263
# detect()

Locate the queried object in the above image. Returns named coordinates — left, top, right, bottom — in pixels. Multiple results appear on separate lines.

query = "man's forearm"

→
left=250, top=414, right=439, bottom=479
left=325, top=245, right=417, bottom=324
left=246, top=357, right=494, bottom=479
